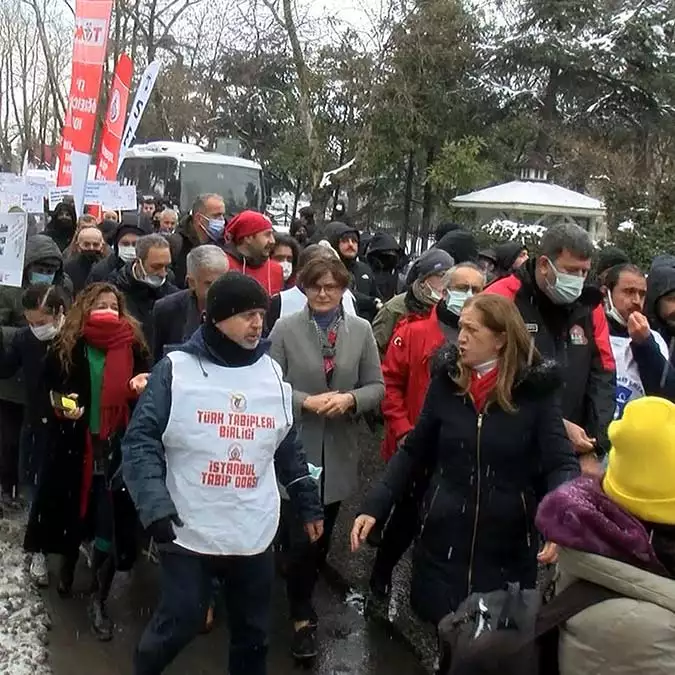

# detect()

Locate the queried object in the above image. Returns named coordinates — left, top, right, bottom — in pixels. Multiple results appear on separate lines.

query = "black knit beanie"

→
left=206, top=272, right=269, bottom=323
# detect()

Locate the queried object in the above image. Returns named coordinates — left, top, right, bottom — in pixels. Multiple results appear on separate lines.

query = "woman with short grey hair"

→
left=270, top=254, right=384, bottom=663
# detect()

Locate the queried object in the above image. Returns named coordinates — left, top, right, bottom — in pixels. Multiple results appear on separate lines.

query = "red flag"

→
left=56, top=0, right=113, bottom=212
left=95, top=54, right=133, bottom=182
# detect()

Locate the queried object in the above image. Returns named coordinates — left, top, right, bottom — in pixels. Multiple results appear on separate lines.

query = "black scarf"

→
left=202, top=322, right=263, bottom=367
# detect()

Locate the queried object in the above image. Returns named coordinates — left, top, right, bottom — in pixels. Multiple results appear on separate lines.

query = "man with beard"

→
left=44, top=201, right=77, bottom=252
left=224, top=210, right=284, bottom=296
left=325, top=222, right=381, bottom=322
left=64, top=225, right=107, bottom=294
left=646, top=256, right=675, bottom=369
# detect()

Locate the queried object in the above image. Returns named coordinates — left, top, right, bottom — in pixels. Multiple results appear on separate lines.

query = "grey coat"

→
left=270, top=307, right=384, bottom=504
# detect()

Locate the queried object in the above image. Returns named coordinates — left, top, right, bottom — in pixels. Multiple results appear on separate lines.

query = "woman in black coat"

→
left=352, top=293, right=579, bottom=625
left=25, top=282, right=150, bottom=641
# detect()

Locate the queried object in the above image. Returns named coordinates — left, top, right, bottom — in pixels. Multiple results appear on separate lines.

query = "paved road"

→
left=43, top=555, right=426, bottom=675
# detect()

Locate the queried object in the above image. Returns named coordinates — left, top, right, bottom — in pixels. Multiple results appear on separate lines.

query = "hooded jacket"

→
left=486, top=258, right=616, bottom=455
left=108, top=262, right=179, bottom=345
left=646, top=261, right=675, bottom=346
left=361, top=345, right=579, bottom=623
left=365, top=232, right=406, bottom=302
left=224, top=243, right=284, bottom=297
left=0, top=234, right=71, bottom=404
left=537, top=476, right=675, bottom=675
left=121, top=327, right=323, bottom=535
left=44, top=201, right=76, bottom=252
left=324, top=222, right=380, bottom=321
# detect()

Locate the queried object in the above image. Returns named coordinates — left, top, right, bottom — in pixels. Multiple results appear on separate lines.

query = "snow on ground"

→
left=0, top=513, right=52, bottom=675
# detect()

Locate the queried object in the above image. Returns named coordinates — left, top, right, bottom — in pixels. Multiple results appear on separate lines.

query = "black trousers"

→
left=0, top=401, right=23, bottom=497
left=134, top=548, right=274, bottom=675
left=279, top=499, right=341, bottom=623
left=371, top=471, right=428, bottom=584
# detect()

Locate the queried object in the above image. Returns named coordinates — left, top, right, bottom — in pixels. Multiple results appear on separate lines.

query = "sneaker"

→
left=30, top=553, right=49, bottom=587
left=291, top=624, right=318, bottom=661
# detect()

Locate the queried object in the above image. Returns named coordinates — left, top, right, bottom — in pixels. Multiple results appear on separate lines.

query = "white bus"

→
left=117, top=142, right=265, bottom=214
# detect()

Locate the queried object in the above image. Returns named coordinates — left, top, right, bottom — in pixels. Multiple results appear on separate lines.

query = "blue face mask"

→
left=544, top=259, right=585, bottom=305
left=206, top=217, right=225, bottom=241
left=446, top=289, right=472, bottom=316
left=30, top=271, right=56, bottom=285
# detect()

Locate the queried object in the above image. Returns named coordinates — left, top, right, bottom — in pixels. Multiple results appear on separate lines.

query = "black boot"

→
left=57, top=552, right=78, bottom=598
left=88, top=549, right=115, bottom=641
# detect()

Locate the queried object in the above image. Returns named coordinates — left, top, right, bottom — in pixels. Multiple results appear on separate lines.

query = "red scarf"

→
left=468, top=367, right=499, bottom=413
left=79, top=314, right=136, bottom=517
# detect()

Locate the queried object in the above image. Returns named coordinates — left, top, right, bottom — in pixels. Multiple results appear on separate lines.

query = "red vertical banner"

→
left=55, top=0, right=113, bottom=214
left=95, top=53, right=133, bottom=182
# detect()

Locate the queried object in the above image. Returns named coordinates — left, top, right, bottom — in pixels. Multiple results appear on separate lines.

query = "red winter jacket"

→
left=381, top=305, right=446, bottom=461
left=225, top=249, right=284, bottom=296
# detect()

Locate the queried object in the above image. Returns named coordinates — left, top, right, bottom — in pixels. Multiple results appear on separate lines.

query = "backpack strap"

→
left=534, top=579, right=623, bottom=637
left=534, top=580, right=624, bottom=675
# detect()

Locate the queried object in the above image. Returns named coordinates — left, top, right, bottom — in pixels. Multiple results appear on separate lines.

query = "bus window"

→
left=118, top=158, right=180, bottom=205
left=179, top=162, right=262, bottom=215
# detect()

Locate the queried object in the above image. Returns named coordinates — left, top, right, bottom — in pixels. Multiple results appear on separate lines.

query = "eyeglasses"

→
left=305, top=283, right=343, bottom=295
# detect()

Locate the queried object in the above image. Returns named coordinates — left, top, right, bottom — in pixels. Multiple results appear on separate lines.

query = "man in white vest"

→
left=122, top=272, right=324, bottom=675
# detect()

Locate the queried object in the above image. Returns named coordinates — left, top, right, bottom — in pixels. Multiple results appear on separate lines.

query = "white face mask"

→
left=605, top=291, right=627, bottom=326
left=30, top=314, right=63, bottom=342
left=424, top=281, right=443, bottom=303
left=118, top=244, right=136, bottom=263
left=280, top=261, right=293, bottom=281
left=446, top=290, right=472, bottom=316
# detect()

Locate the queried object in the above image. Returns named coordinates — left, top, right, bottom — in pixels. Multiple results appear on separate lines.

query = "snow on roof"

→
left=452, top=180, right=605, bottom=218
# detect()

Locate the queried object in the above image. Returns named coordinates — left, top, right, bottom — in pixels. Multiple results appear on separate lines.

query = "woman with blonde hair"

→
left=26, top=282, right=150, bottom=640
left=352, top=293, right=579, bottom=625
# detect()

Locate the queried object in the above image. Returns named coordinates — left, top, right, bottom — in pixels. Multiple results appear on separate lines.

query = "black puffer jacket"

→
left=361, top=345, right=579, bottom=624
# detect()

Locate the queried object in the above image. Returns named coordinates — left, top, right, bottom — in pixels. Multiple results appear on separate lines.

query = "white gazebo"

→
left=451, top=180, right=607, bottom=239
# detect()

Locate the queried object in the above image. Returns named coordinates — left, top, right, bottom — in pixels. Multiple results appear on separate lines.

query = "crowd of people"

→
left=2, top=192, right=675, bottom=675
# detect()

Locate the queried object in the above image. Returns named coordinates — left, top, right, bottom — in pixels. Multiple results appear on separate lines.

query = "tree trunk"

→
left=420, top=144, right=435, bottom=252
left=399, top=149, right=415, bottom=249
left=534, top=66, right=560, bottom=156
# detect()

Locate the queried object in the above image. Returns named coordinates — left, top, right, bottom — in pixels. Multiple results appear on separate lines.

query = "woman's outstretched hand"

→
left=351, top=515, right=376, bottom=552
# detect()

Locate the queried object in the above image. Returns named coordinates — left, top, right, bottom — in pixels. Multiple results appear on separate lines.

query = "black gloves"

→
left=147, top=514, right=183, bottom=544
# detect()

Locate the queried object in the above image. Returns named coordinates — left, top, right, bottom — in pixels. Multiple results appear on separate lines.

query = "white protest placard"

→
left=21, top=178, right=48, bottom=213
left=0, top=185, right=24, bottom=213
left=102, top=184, right=137, bottom=211
left=48, top=187, right=72, bottom=210
left=0, top=173, right=23, bottom=185
left=0, top=213, right=28, bottom=288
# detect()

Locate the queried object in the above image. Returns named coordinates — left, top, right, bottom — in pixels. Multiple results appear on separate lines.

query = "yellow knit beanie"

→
left=604, top=396, right=675, bottom=525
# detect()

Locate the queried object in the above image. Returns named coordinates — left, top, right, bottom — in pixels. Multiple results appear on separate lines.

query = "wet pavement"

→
left=43, top=554, right=426, bottom=675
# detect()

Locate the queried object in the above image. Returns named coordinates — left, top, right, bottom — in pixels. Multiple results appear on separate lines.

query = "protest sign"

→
left=0, top=213, right=28, bottom=288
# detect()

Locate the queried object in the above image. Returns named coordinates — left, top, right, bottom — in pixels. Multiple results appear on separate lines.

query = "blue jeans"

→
left=134, top=547, right=274, bottom=675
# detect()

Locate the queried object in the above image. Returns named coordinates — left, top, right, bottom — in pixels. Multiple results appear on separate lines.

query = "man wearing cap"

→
left=372, top=248, right=454, bottom=354
left=224, top=210, right=284, bottom=296
left=123, top=272, right=323, bottom=675
left=88, top=217, right=147, bottom=283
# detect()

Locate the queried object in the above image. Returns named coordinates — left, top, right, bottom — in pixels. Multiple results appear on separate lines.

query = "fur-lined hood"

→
left=432, top=342, right=563, bottom=400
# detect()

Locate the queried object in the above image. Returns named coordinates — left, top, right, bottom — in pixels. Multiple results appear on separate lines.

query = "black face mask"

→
left=81, top=250, right=103, bottom=264
left=57, top=216, right=73, bottom=228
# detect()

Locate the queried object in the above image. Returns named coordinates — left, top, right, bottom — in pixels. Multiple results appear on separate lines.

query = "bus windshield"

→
left=179, top=162, right=262, bottom=214
left=117, top=157, right=263, bottom=215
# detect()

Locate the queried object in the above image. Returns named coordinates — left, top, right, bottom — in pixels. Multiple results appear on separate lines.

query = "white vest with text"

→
left=279, top=285, right=357, bottom=319
left=162, top=351, right=293, bottom=556
left=610, top=330, right=669, bottom=419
